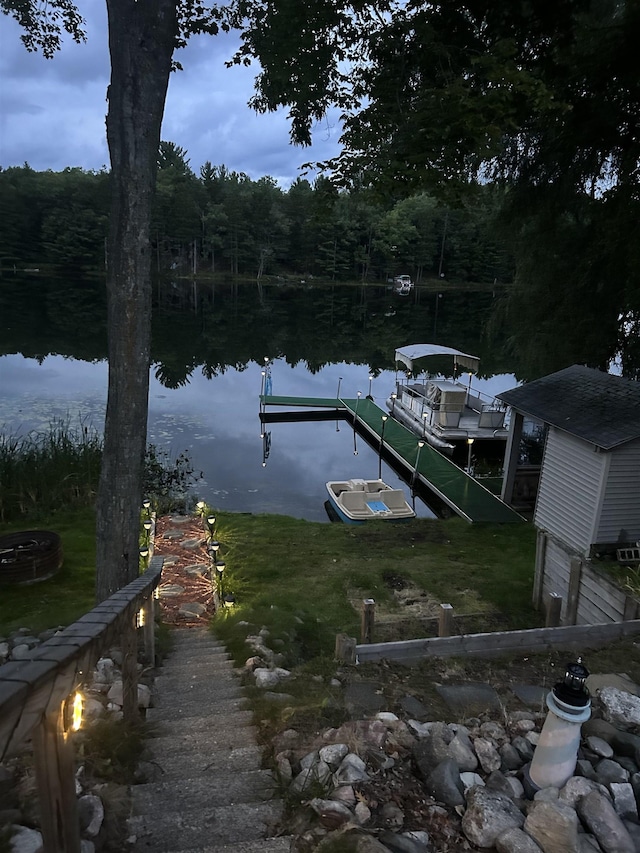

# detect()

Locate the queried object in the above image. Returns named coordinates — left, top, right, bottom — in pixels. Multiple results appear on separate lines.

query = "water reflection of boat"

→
left=393, top=274, right=414, bottom=296
left=325, top=478, right=416, bottom=524
left=386, top=344, right=508, bottom=455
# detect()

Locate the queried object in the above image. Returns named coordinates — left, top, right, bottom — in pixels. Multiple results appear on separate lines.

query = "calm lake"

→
left=0, top=275, right=612, bottom=521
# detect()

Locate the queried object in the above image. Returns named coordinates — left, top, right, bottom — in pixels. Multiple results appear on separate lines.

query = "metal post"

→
left=361, top=599, right=375, bottom=644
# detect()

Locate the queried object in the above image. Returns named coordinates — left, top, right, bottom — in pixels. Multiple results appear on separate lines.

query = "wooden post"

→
left=532, top=530, right=547, bottom=610
left=438, top=603, right=454, bottom=637
left=142, top=593, right=155, bottom=665
left=121, top=615, right=138, bottom=722
left=32, top=704, right=81, bottom=853
left=545, top=592, right=563, bottom=628
left=335, top=633, right=356, bottom=664
left=361, top=599, right=375, bottom=644
left=623, top=595, right=639, bottom=621
left=566, top=558, right=582, bottom=625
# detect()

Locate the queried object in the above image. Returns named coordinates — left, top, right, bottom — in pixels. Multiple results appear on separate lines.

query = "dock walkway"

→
left=261, top=394, right=523, bottom=524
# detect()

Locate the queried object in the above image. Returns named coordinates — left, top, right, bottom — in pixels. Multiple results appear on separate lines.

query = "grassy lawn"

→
left=0, top=508, right=538, bottom=645
left=0, top=507, right=97, bottom=634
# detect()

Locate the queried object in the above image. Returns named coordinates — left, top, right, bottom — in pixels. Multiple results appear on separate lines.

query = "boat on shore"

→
left=326, top=478, right=416, bottom=524
left=386, top=344, right=508, bottom=456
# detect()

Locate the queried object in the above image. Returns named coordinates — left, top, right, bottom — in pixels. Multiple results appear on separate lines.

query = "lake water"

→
left=0, top=351, right=517, bottom=522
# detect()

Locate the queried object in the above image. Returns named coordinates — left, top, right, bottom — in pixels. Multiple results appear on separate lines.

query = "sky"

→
left=0, top=5, right=343, bottom=188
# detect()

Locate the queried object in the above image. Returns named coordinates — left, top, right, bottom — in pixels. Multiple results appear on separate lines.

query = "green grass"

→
left=210, top=512, right=539, bottom=667
left=0, top=507, right=97, bottom=634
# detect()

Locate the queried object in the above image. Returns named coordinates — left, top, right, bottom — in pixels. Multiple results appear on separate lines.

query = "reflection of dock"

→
left=261, top=395, right=524, bottom=524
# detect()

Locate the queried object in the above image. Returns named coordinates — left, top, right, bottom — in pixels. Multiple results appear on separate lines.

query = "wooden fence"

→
left=0, top=555, right=163, bottom=853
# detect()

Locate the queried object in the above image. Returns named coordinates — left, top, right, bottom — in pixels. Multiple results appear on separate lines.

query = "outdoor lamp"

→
left=208, top=540, right=220, bottom=559
left=139, top=546, right=149, bottom=568
left=143, top=519, right=152, bottom=535
left=215, top=560, right=226, bottom=599
left=524, top=658, right=591, bottom=794
left=206, top=514, right=216, bottom=534
left=65, top=691, right=84, bottom=734
left=142, top=498, right=151, bottom=511
left=391, top=392, right=397, bottom=416
left=196, top=500, right=206, bottom=512
left=466, top=437, right=475, bottom=472
left=137, top=608, right=145, bottom=628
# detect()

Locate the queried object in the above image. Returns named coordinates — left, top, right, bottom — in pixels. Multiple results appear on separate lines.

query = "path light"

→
left=466, top=437, right=475, bottom=473
left=139, top=547, right=149, bottom=570
left=206, top=514, right=216, bottom=536
left=208, top=539, right=220, bottom=560
left=65, top=691, right=84, bottom=734
left=524, top=658, right=591, bottom=794
left=215, top=560, right=226, bottom=601
left=142, top=498, right=151, bottom=516
left=143, top=518, right=152, bottom=538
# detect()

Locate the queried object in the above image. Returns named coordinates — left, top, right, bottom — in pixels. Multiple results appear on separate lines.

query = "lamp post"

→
left=337, top=376, right=343, bottom=399
left=215, top=560, right=226, bottom=603
left=206, top=514, right=216, bottom=538
left=368, top=374, right=374, bottom=399
left=466, top=437, right=475, bottom=473
left=391, top=392, right=397, bottom=417
left=208, top=539, right=220, bottom=561
left=379, top=415, right=388, bottom=479
left=422, top=411, right=429, bottom=438
left=139, top=547, right=149, bottom=571
left=142, top=498, right=151, bottom=518
left=525, top=658, right=591, bottom=794
left=412, top=440, right=425, bottom=487
left=353, top=391, right=362, bottom=455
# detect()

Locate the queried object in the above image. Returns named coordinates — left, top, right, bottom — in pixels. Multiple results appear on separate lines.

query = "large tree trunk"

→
left=96, top=0, right=177, bottom=602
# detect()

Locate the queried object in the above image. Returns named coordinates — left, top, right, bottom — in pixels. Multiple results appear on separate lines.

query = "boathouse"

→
left=498, top=365, right=640, bottom=625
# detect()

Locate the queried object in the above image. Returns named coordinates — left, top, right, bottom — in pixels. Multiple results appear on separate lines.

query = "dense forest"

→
left=0, top=143, right=513, bottom=284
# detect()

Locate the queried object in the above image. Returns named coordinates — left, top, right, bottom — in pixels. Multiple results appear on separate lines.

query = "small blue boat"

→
left=326, top=478, right=415, bottom=525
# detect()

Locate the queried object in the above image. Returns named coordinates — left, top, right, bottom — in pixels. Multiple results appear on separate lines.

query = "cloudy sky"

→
left=0, top=5, right=343, bottom=187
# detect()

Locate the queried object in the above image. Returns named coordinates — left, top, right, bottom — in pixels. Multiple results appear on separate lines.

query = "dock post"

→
left=545, top=592, right=563, bottom=628
left=438, top=603, right=454, bottom=637
left=361, top=599, right=375, bottom=644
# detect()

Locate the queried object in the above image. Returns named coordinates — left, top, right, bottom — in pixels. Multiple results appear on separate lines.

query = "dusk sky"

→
left=0, top=5, right=343, bottom=187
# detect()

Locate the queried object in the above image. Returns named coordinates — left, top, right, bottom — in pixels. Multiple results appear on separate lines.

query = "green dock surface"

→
left=261, top=394, right=523, bottom=524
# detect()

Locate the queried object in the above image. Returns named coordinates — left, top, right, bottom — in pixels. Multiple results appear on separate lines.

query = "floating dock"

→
left=260, top=394, right=524, bottom=524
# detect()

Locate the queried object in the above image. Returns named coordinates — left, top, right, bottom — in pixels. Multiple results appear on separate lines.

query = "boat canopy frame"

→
left=394, top=344, right=480, bottom=376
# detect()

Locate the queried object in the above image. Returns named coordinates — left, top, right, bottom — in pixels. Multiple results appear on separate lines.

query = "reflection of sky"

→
left=0, top=354, right=518, bottom=522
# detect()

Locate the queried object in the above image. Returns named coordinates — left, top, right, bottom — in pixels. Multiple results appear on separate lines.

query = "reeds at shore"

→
left=0, top=419, right=102, bottom=522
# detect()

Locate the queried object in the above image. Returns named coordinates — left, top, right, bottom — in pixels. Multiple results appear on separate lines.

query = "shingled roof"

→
left=497, top=365, right=640, bottom=451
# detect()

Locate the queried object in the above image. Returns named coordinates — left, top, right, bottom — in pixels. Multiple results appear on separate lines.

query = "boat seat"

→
left=340, top=491, right=368, bottom=512
left=381, top=490, right=407, bottom=509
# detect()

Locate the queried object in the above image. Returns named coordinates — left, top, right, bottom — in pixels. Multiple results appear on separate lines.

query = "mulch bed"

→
left=152, top=515, right=217, bottom=627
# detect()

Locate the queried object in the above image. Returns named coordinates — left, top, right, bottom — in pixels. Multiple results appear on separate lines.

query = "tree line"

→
left=0, top=145, right=513, bottom=285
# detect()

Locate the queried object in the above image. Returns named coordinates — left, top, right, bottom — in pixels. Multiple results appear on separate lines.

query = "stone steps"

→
left=128, top=628, right=286, bottom=853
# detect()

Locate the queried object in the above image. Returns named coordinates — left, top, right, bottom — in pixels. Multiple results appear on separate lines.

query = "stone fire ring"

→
left=0, top=530, right=63, bottom=585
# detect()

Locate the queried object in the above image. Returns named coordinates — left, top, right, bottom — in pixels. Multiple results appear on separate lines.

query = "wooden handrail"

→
left=0, top=555, right=164, bottom=853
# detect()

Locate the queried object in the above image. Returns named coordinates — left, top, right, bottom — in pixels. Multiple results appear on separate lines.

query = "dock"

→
left=260, top=395, right=524, bottom=524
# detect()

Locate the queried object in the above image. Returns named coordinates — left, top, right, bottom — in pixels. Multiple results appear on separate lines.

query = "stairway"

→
left=128, top=628, right=292, bottom=852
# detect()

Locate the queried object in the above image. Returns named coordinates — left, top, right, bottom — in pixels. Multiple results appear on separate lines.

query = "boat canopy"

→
left=394, top=344, right=480, bottom=374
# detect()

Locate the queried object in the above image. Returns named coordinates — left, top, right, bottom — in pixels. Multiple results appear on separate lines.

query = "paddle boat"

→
left=386, top=344, right=508, bottom=455
left=326, top=478, right=416, bottom=524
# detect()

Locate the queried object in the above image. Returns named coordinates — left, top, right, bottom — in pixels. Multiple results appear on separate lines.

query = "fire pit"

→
left=0, top=531, right=63, bottom=585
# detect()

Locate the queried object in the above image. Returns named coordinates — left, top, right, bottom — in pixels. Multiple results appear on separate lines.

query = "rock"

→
left=587, top=737, right=615, bottom=759
left=579, top=837, right=604, bottom=852
left=596, top=758, right=630, bottom=786
left=599, top=688, right=640, bottom=730
left=576, top=790, right=635, bottom=853
left=427, top=758, right=465, bottom=807
left=474, top=736, right=502, bottom=773
left=512, top=719, right=537, bottom=736
left=291, top=766, right=323, bottom=795
left=380, top=801, right=405, bottom=829
left=379, top=829, right=431, bottom=853
left=0, top=641, right=9, bottom=663
left=460, top=772, right=485, bottom=791
left=534, top=786, right=560, bottom=802
left=319, top=743, right=349, bottom=770
left=354, top=802, right=371, bottom=824
left=376, top=712, right=400, bottom=725
left=334, top=753, right=369, bottom=785
left=8, top=826, right=43, bottom=853
left=407, top=720, right=434, bottom=739
left=524, top=799, right=581, bottom=853
left=462, top=785, right=525, bottom=848
left=330, top=785, right=356, bottom=807
left=559, top=776, right=607, bottom=808
left=309, top=798, right=353, bottom=829
left=78, top=794, right=104, bottom=837
left=412, top=734, right=451, bottom=781
left=400, top=695, right=430, bottom=721
left=178, top=601, right=207, bottom=617
left=577, top=759, right=599, bottom=781
left=501, top=742, right=525, bottom=771
left=449, top=733, right=479, bottom=772
left=512, top=736, right=535, bottom=763
left=11, top=644, right=32, bottom=660
left=583, top=718, right=619, bottom=744
left=496, top=826, right=544, bottom=853
left=609, top=782, right=638, bottom=821
left=486, top=770, right=520, bottom=800
left=481, top=721, right=509, bottom=743
left=105, top=681, right=152, bottom=709
left=254, top=668, right=281, bottom=688
left=183, top=562, right=209, bottom=577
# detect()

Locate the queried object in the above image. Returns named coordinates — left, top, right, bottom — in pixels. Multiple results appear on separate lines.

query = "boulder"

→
left=576, top=790, right=635, bottom=853
left=524, top=798, right=581, bottom=853
left=462, top=785, right=525, bottom=848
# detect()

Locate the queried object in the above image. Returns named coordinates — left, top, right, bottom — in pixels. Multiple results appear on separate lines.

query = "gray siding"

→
left=534, top=428, right=605, bottom=556
left=541, top=537, right=571, bottom=623
left=595, top=439, right=640, bottom=545
left=576, top=565, right=627, bottom=625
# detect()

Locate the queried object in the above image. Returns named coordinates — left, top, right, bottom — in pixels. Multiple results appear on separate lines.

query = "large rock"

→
left=599, top=688, right=640, bottom=730
left=576, top=790, right=635, bottom=853
left=496, top=827, right=544, bottom=853
left=474, top=736, right=502, bottom=773
left=524, top=799, right=581, bottom=853
left=610, top=783, right=638, bottom=821
left=462, top=785, right=525, bottom=848
left=426, top=758, right=465, bottom=808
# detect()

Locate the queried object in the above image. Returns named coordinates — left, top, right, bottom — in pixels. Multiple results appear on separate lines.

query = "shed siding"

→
left=535, top=428, right=605, bottom=555
left=595, top=440, right=640, bottom=544
left=576, top=565, right=627, bottom=624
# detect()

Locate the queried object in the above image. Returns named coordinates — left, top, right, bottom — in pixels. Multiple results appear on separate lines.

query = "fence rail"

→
left=0, top=555, right=164, bottom=853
